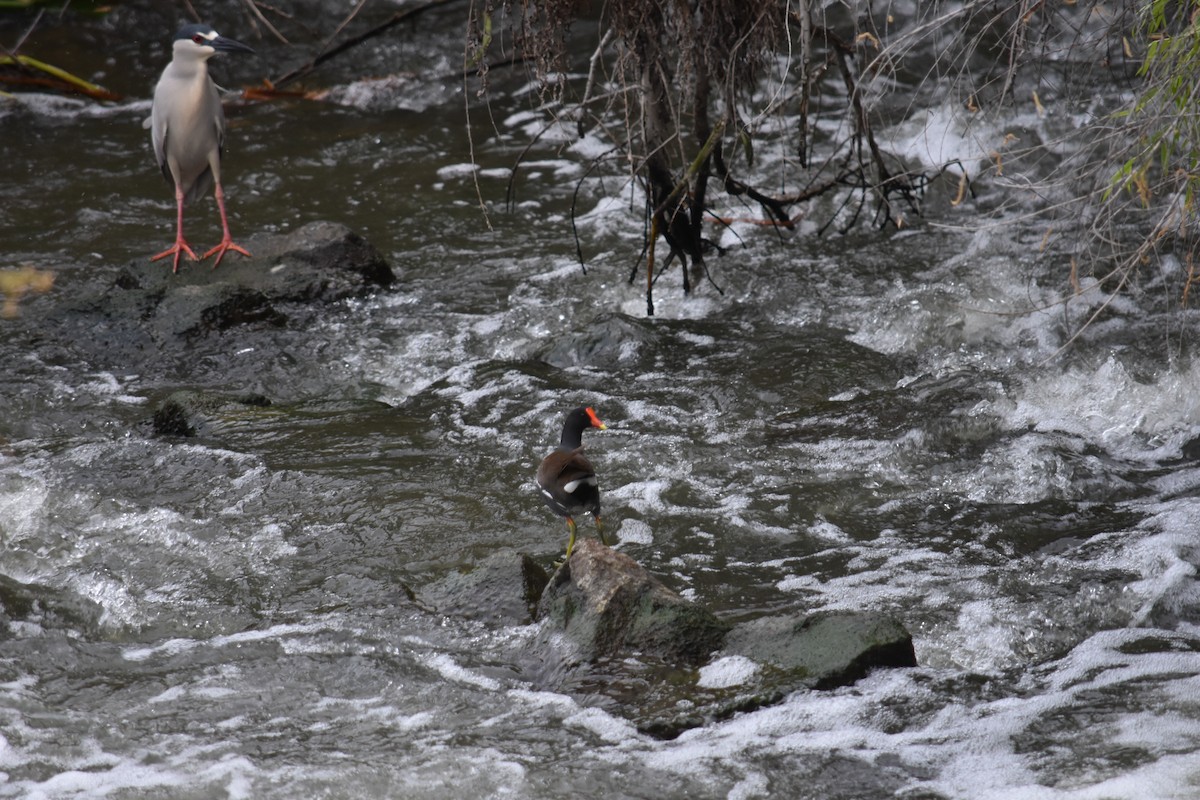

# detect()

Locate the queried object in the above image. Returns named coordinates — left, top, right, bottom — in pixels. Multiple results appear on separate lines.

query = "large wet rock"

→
left=537, top=538, right=732, bottom=666
left=54, top=221, right=391, bottom=352
left=40, top=221, right=395, bottom=375
left=108, top=220, right=395, bottom=339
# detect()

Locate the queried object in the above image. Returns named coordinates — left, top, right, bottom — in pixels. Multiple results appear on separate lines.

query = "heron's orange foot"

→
left=202, top=239, right=251, bottom=270
left=151, top=241, right=199, bottom=274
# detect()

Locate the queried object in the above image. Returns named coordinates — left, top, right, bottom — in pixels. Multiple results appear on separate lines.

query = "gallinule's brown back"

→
left=536, top=406, right=611, bottom=557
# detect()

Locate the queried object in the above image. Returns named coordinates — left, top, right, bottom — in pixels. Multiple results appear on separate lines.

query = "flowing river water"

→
left=2, top=6, right=1200, bottom=799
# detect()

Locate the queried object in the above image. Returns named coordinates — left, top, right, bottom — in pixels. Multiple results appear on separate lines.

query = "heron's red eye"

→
left=192, top=35, right=204, bottom=44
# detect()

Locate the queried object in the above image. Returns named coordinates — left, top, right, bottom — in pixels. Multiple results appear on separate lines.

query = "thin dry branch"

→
left=270, top=0, right=461, bottom=88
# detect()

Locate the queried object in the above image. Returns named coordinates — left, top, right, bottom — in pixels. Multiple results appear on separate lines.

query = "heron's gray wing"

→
left=149, top=84, right=172, bottom=184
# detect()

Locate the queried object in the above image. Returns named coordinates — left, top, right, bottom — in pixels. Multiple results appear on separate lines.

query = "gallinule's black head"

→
left=536, top=406, right=612, bottom=558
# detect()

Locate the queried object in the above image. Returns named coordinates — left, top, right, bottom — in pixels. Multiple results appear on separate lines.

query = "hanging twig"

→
left=269, top=0, right=461, bottom=89
left=577, top=28, right=614, bottom=137
left=239, top=0, right=291, bottom=45
left=504, top=124, right=552, bottom=212
left=646, top=212, right=658, bottom=316
left=570, top=146, right=622, bottom=273
left=5, top=7, right=42, bottom=54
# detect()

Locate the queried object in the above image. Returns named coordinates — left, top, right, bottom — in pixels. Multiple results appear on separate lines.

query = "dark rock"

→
left=61, top=220, right=395, bottom=352
left=420, top=549, right=550, bottom=626
left=722, top=610, right=917, bottom=689
left=536, top=552, right=915, bottom=739
left=116, top=220, right=394, bottom=305
left=232, top=220, right=396, bottom=302
left=25, top=221, right=395, bottom=378
left=153, top=390, right=272, bottom=437
left=152, top=283, right=286, bottom=337
left=536, top=538, right=731, bottom=665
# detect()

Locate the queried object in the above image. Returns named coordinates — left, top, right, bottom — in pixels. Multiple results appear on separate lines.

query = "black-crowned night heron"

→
left=147, top=23, right=254, bottom=272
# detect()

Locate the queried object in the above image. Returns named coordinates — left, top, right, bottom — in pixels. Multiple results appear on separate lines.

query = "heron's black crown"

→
left=173, top=24, right=217, bottom=42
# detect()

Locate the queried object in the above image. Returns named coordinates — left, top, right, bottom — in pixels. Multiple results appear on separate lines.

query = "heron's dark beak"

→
left=211, top=35, right=255, bottom=55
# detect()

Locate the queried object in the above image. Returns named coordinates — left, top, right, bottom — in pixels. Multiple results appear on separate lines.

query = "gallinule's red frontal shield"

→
left=536, top=406, right=611, bottom=558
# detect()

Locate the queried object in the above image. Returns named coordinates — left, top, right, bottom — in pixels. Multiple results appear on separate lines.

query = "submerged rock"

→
left=149, top=283, right=285, bottom=337
left=152, top=390, right=272, bottom=437
left=536, top=538, right=731, bottom=666
left=0, top=573, right=103, bottom=639
left=419, top=549, right=550, bottom=626
left=722, top=610, right=917, bottom=690
left=633, top=611, right=917, bottom=739
left=538, top=312, right=656, bottom=370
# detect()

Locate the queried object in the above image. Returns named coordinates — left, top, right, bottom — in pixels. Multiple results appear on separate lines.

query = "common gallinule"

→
left=537, top=406, right=612, bottom=558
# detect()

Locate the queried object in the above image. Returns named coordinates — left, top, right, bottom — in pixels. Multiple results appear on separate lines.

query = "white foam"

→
left=125, top=622, right=319, bottom=662
left=422, top=653, right=502, bottom=691
left=502, top=110, right=541, bottom=127
left=9, top=94, right=150, bottom=120
left=0, top=471, right=51, bottom=559
left=506, top=688, right=580, bottom=712
left=1105, top=499, right=1200, bottom=628
left=436, top=162, right=480, bottom=180
left=567, top=130, right=615, bottom=160
left=697, top=655, right=760, bottom=689
left=808, top=517, right=853, bottom=543
left=564, top=707, right=640, bottom=744
left=615, top=517, right=653, bottom=545
left=728, top=771, right=771, bottom=800
left=16, top=756, right=191, bottom=800
left=632, top=626, right=1200, bottom=798
left=1009, top=355, right=1200, bottom=462
left=608, top=478, right=672, bottom=514
left=884, top=102, right=1001, bottom=173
